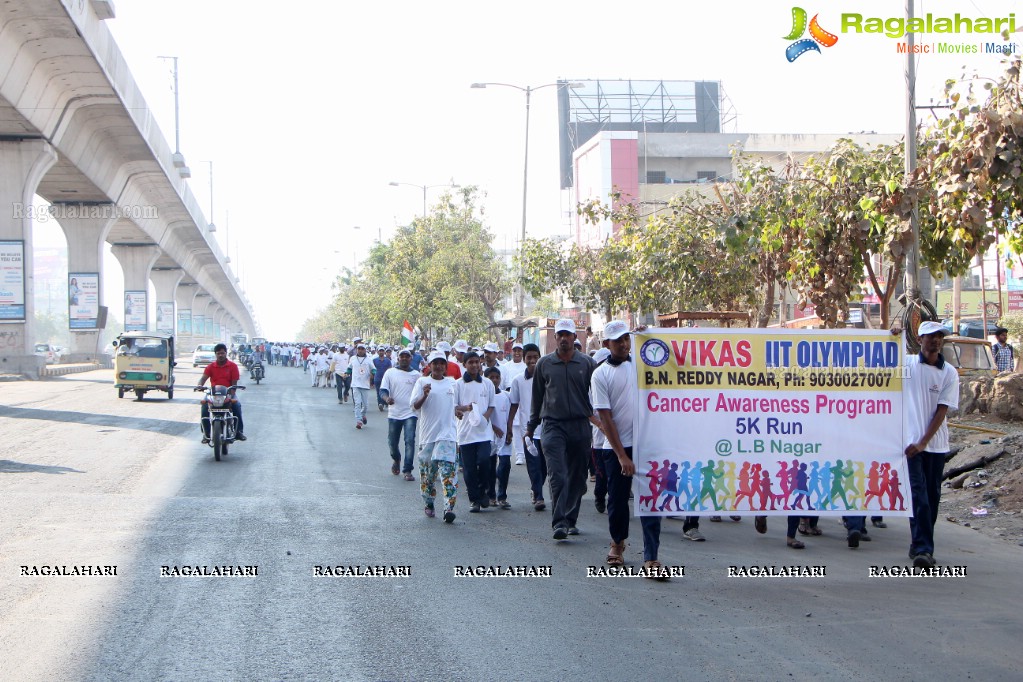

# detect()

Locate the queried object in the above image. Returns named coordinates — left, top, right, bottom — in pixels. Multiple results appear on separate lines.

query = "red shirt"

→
left=203, top=360, right=240, bottom=388
left=421, top=359, right=462, bottom=379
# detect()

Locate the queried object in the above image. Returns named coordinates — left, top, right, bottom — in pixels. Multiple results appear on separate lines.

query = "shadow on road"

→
left=0, top=405, right=192, bottom=434
left=0, top=460, right=86, bottom=475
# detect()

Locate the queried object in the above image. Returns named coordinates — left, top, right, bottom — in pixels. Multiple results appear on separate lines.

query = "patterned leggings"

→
left=421, top=458, right=458, bottom=511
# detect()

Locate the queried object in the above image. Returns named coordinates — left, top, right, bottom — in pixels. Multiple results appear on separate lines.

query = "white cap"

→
left=427, top=350, right=447, bottom=363
left=603, top=320, right=629, bottom=341
left=483, top=342, right=500, bottom=353
left=512, top=342, right=523, bottom=350
left=398, top=347, right=412, bottom=356
left=554, top=318, right=576, bottom=334
left=436, top=341, right=451, bottom=353
left=918, top=321, right=948, bottom=337
left=593, top=348, right=612, bottom=363
left=454, top=339, right=469, bottom=353
left=357, top=343, right=366, bottom=349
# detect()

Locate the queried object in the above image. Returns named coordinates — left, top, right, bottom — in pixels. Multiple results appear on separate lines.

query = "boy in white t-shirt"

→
left=507, top=344, right=545, bottom=510
left=380, top=348, right=421, bottom=480
left=411, top=351, right=460, bottom=522
left=486, top=366, right=512, bottom=509
left=454, top=352, right=496, bottom=513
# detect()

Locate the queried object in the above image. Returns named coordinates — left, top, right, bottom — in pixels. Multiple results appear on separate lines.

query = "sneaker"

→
left=355, top=422, right=362, bottom=429
left=486, top=499, right=496, bottom=508
left=848, top=530, right=861, bottom=548
left=567, top=527, right=579, bottom=536
left=729, top=516, right=742, bottom=522
left=594, top=497, right=606, bottom=513
left=498, top=500, right=511, bottom=509
left=859, top=533, right=872, bottom=542
left=552, top=526, right=568, bottom=540
left=403, top=473, right=415, bottom=481
left=443, top=510, right=456, bottom=523
left=515, top=457, right=525, bottom=465
left=201, top=437, right=210, bottom=444
left=470, top=502, right=481, bottom=513
left=709, top=516, right=722, bottom=522
left=235, top=432, right=246, bottom=441
left=424, top=506, right=435, bottom=518
left=391, top=462, right=399, bottom=475
left=755, top=516, right=767, bottom=534
left=533, top=500, right=546, bottom=511
left=362, top=416, right=368, bottom=425
left=872, top=519, right=888, bottom=528
left=683, top=528, right=706, bottom=542
left=912, top=553, right=934, bottom=569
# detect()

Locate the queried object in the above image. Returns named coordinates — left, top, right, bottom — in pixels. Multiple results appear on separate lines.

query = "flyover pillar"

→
left=52, top=202, right=116, bottom=362
left=192, top=291, right=211, bottom=342
left=0, top=139, right=58, bottom=378
left=175, top=282, right=197, bottom=354
left=110, top=239, right=160, bottom=331
left=150, top=267, right=183, bottom=338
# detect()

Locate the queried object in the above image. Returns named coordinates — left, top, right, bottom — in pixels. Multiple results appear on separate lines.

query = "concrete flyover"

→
left=0, top=0, right=257, bottom=377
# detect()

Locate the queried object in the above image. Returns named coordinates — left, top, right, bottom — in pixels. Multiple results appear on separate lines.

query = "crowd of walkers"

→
left=249, top=317, right=957, bottom=579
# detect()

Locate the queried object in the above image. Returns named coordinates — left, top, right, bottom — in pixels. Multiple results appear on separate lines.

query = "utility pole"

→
left=904, top=0, right=921, bottom=303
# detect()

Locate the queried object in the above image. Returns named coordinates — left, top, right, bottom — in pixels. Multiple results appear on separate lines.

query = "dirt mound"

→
left=959, top=373, right=1023, bottom=421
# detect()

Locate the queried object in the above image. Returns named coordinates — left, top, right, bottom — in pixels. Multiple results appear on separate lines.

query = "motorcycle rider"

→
left=249, top=350, right=265, bottom=382
left=196, top=342, right=246, bottom=443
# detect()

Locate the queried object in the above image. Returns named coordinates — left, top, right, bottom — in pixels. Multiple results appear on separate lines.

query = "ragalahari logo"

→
left=784, top=7, right=838, bottom=61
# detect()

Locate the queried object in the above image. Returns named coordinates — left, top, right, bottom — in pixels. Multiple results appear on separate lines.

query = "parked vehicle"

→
left=113, top=332, right=176, bottom=400
left=34, top=343, right=63, bottom=364
left=940, top=335, right=997, bottom=376
left=192, top=344, right=217, bottom=367
left=942, top=318, right=1001, bottom=339
left=194, top=384, right=245, bottom=461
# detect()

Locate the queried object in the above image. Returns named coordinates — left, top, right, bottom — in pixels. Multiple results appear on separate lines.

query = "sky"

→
left=32, top=0, right=1023, bottom=339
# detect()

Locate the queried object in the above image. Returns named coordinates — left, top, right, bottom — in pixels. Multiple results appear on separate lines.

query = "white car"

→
left=192, top=344, right=217, bottom=367
left=34, top=343, right=63, bottom=364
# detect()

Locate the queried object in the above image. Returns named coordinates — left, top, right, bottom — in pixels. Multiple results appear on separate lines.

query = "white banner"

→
left=68, top=273, right=99, bottom=329
left=633, top=328, right=908, bottom=517
left=156, top=302, right=174, bottom=334
left=124, top=290, right=147, bottom=331
left=0, top=240, right=26, bottom=321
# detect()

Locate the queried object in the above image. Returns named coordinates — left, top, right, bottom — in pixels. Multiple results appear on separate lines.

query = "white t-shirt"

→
left=411, top=375, right=457, bottom=444
left=333, top=352, right=349, bottom=376
left=590, top=359, right=636, bottom=449
left=903, top=354, right=959, bottom=453
left=503, top=360, right=526, bottom=384
left=380, top=368, right=420, bottom=421
left=349, top=355, right=374, bottom=389
left=454, top=376, right=496, bottom=445
left=508, top=371, right=534, bottom=429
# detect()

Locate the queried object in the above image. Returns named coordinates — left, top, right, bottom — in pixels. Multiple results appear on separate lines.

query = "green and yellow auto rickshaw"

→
left=113, top=331, right=177, bottom=400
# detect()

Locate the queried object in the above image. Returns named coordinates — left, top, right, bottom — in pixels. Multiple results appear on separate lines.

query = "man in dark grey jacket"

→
left=526, top=318, right=596, bottom=540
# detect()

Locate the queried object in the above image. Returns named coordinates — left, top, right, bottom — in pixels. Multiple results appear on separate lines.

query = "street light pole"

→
left=471, top=81, right=583, bottom=316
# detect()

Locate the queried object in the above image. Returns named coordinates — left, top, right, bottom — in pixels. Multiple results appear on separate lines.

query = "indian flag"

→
left=401, top=320, right=415, bottom=346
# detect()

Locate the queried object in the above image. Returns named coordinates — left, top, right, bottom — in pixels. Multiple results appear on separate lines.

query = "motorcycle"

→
left=194, top=385, right=246, bottom=461
left=250, top=358, right=265, bottom=384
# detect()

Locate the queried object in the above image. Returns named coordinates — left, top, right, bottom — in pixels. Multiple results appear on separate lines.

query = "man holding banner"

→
left=593, top=320, right=669, bottom=579
left=904, top=321, right=959, bottom=569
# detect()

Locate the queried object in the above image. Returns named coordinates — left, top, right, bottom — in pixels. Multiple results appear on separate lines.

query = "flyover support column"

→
left=52, top=202, right=116, bottom=362
left=192, top=292, right=211, bottom=343
left=150, top=267, right=183, bottom=339
left=0, top=140, right=57, bottom=378
left=110, top=239, right=160, bottom=331
left=175, top=282, right=197, bottom=354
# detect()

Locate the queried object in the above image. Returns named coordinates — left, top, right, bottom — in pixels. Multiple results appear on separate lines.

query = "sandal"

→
left=786, top=538, right=806, bottom=549
left=606, top=541, right=625, bottom=567
left=797, top=520, right=810, bottom=535
left=642, top=559, right=671, bottom=581
left=808, top=526, right=823, bottom=536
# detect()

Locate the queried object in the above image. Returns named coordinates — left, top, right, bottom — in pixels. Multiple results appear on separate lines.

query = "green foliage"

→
left=998, top=310, right=1023, bottom=343
left=914, top=57, right=1023, bottom=278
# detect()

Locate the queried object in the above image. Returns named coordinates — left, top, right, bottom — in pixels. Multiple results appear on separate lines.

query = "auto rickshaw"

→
left=113, top=331, right=177, bottom=400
